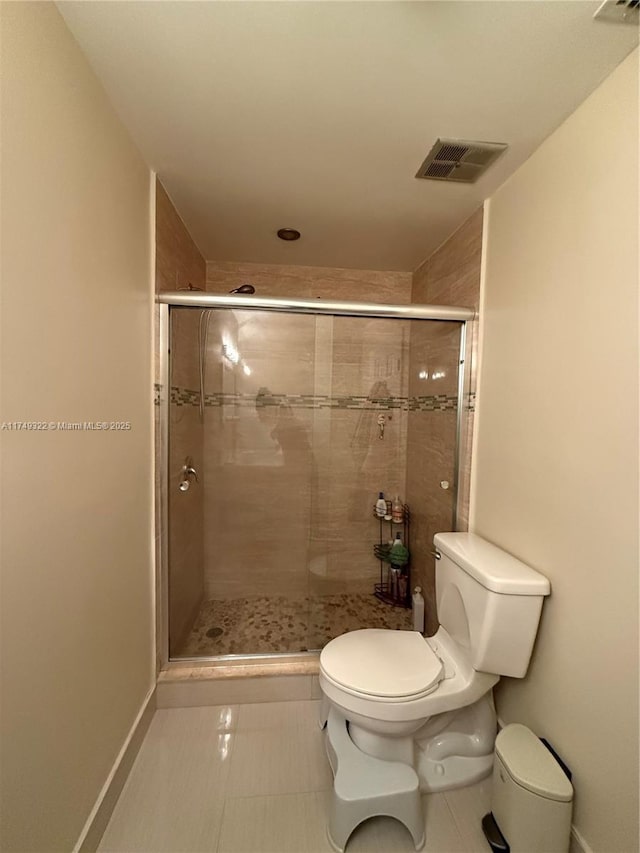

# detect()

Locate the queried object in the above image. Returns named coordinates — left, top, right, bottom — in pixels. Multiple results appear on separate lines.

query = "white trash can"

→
left=483, top=723, right=574, bottom=853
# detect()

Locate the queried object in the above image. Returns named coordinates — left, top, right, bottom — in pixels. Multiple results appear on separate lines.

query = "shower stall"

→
left=157, top=293, right=473, bottom=663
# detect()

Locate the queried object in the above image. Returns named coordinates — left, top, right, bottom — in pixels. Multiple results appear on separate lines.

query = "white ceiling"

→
left=58, top=1, right=637, bottom=272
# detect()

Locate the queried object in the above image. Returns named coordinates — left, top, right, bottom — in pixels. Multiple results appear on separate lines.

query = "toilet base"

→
left=417, top=751, right=494, bottom=793
left=348, top=693, right=497, bottom=793
left=415, top=692, right=497, bottom=792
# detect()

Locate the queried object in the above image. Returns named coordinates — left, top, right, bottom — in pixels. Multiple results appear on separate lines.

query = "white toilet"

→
left=320, top=532, right=550, bottom=793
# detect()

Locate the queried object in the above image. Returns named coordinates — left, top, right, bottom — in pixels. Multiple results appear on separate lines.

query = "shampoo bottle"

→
left=392, top=495, right=404, bottom=523
left=375, top=492, right=387, bottom=518
left=390, top=532, right=403, bottom=550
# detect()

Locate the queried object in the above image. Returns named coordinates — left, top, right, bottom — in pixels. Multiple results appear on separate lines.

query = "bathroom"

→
left=1, top=3, right=638, bottom=853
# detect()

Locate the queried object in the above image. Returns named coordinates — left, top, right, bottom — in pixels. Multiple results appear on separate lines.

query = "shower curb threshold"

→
left=159, top=656, right=320, bottom=682
left=156, top=657, right=322, bottom=708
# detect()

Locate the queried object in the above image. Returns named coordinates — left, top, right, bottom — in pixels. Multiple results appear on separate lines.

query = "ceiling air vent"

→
left=594, top=0, right=639, bottom=24
left=415, top=138, right=508, bottom=184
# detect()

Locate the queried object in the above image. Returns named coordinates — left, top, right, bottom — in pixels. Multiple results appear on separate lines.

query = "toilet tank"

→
left=434, top=533, right=550, bottom=678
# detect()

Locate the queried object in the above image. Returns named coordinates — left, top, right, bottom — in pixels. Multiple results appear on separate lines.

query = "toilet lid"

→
left=320, top=629, right=443, bottom=698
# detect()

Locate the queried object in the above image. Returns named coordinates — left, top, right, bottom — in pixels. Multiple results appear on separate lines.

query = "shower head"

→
left=228, top=284, right=255, bottom=294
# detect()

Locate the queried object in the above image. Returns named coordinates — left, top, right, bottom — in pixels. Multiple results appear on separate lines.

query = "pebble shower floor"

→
left=178, top=593, right=413, bottom=656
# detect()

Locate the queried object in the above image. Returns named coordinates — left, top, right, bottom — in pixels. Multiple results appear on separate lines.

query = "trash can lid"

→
left=495, top=724, right=574, bottom=803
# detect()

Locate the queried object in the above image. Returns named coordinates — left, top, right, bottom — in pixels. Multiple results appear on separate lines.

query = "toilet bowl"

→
left=320, top=533, right=550, bottom=793
left=320, top=626, right=499, bottom=789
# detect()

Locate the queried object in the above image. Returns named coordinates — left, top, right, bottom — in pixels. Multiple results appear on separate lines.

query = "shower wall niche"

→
left=166, top=305, right=463, bottom=659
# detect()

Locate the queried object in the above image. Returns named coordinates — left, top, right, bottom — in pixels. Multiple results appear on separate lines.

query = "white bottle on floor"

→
left=412, top=586, right=425, bottom=633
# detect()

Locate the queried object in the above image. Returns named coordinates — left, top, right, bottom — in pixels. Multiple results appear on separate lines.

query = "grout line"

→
left=436, top=791, right=470, bottom=850
left=443, top=784, right=492, bottom=853
left=214, top=790, right=231, bottom=853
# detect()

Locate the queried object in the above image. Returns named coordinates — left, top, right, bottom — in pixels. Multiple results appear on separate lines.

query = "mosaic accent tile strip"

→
left=170, top=386, right=201, bottom=407
left=209, top=390, right=407, bottom=411
left=167, top=386, right=475, bottom=412
left=408, top=394, right=458, bottom=412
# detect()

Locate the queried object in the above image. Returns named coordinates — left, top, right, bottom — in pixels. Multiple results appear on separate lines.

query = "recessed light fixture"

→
left=277, top=228, right=301, bottom=241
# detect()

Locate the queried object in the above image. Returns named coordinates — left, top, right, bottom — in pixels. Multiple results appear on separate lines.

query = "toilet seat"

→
left=320, top=629, right=444, bottom=701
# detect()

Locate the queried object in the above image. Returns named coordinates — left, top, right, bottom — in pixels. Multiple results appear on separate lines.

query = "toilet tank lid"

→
left=495, top=724, right=573, bottom=802
left=434, top=533, right=551, bottom=596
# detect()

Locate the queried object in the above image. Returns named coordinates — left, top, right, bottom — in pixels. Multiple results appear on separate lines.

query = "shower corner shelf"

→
left=372, top=504, right=411, bottom=610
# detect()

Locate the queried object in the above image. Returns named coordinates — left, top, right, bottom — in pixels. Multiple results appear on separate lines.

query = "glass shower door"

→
left=168, top=307, right=317, bottom=657
left=306, top=315, right=463, bottom=649
left=166, top=304, right=465, bottom=659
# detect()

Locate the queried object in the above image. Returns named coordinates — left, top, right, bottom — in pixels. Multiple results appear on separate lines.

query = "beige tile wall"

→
left=312, top=317, right=409, bottom=606
left=408, top=208, right=483, bottom=632
left=201, top=309, right=315, bottom=601
left=156, top=181, right=207, bottom=294
left=198, top=301, right=411, bottom=626
left=201, top=261, right=413, bottom=624
left=155, top=180, right=207, bottom=656
left=206, top=260, right=412, bottom=303
left=204, top=311, right=314, bottom=599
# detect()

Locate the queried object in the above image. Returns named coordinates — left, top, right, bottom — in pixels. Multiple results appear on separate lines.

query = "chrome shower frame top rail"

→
left=156, top=291, right=475, bottom=322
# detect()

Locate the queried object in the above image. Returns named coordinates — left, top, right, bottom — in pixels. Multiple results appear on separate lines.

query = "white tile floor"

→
left=99, top=701, right=492, bottom=853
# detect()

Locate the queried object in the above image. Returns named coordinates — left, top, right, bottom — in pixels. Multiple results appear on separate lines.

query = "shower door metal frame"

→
left=157, top=294, right=475, bottom=667
left=158, top=303, right=170, bottom=671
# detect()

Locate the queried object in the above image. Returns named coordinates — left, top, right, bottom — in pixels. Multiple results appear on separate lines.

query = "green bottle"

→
left=390, top=533, right=409, bottom=567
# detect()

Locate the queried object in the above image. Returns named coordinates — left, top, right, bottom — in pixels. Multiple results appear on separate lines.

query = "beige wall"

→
left=155, top=181, right=206, bottom=656
left=408, top=209, right=482, bottom=632
left=0, top=4, right=154, bottom=850
left=472, top=51, right=638, bottom=852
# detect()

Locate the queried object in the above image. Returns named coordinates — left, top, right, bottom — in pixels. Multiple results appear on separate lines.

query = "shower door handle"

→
left=179, top=457, right=199, bottom=491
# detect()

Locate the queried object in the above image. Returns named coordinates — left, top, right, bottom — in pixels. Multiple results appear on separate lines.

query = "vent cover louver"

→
left=415, top=138, right=508, bottom=184
left=594, top=0, right=639, bottom=24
